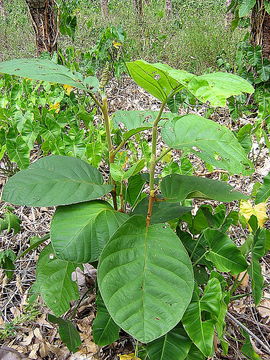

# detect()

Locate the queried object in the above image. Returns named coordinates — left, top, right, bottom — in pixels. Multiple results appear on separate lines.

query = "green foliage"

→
left=0, top=249, right=16, bottom=279
left=0, top=57, right=262, bottom=359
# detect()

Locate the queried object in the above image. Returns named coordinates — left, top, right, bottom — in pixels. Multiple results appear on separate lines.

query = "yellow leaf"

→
left=239, top=200, right=268, bottom=229
left=63, top=84, right=74, bottom=96
left=119, top=354, right=141, bottom=360
left=112, top=40, right=123, bottom=49
left=49, top=102, right=60, bottom=113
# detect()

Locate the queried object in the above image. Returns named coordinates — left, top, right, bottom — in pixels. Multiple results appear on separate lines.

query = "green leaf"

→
left=239, top=0, right=256, bottom=17
left=51, top=201, right=129, bottom=263
left=0, top=59, right=88, bottom=90
left=160, top=174, right=248, bottom=202
left=126, top=174, right=147, bottom=207
left=48, top=314, right=82, bottom=352
left=132, top=197, right=192, bottom=224
left=35, top=244, right=81, bottom=316
left=113, top=110, right=159, bottom=130
left=185, top=344, right=205, bottom=360
left=241, top=330, right=262, bottom=359
left=0, top=210, right=21, bottom=235
left=6, top=136, right=30, bottom=169
left=187, top=72, right=254, bottom=106
left=98, top=216, right=194, bottom=343
left=255, top=172, right=270, bottom=204
left=182, top=278, right=222, bottom=357
left=0, top=250, right=16, bottom=280
left=265, top=0, right=270, bottom=14
left=248, top=229, right=269, bottom=305
left=2, top=155, right=113, bottom=207
left=111, top=160, right=145, bottom=182
left=126, top=61, right=186, bottom=102
left=161, top=114, right=253, bottom=175
left=146, top=325, right=192, bottom=360
left=204, top=229, right=248, bottom=275
left=92, top=293, right=120, bottom=346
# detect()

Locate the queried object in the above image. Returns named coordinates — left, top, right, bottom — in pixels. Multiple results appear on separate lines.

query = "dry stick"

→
left=227, top=312, right=270, bottom=355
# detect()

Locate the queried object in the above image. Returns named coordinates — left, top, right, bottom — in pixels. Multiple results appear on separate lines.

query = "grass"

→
left=0, top=0, right=243, bottom=74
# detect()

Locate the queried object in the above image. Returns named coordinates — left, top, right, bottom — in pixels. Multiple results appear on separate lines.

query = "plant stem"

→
left=146, top=101, right=167, bottom=227
left=192, top=251, right=209, bottom=267
left=155, top=147, right=173, bottom=164
left=17, top=234, right=50, bottom=259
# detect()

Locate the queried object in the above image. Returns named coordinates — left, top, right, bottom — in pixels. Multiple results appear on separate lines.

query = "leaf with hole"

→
left=92, top=293, right=120, bottom=346
left=98, top=216, right=194, bottom=343
left=182, top=278, right=222, bottom=357
left=0, top=58, right=88, bottom=90
left=48, top=314, right=82, bottom=352
left=161, top=114, right=253, bottom=175
left=160, top=174, right=248, bottom=202
left=2, top=155, right=113, bottom=207
left=51, top=200, right=129, bottom=263
left=204, top=229, right=248, bottom=275
left=35, top=245, right=81, bottom=316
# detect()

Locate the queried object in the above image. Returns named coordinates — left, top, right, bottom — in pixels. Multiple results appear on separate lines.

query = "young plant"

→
left=1, top=58, right=267, bottom=358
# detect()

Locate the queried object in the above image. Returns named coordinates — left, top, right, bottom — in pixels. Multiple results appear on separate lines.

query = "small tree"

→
left=100, top=0, right=109, bottom=19
left=251, top=0, right=270, bottom=59
left=133, top=0, right=143, bottom=18
left=25, top=0, right=58, bottom=55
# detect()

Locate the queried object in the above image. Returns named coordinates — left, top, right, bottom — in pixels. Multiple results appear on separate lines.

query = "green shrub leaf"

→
left=239, top=0, right=256, bottom=17
left=204, top=229, right=248, bottom=275
left=182, top=278, right=222, bottom=357
left=160, top=174, right=248, bottom=202
left=255, top=172, right=270, bottom=204
left=146, top=325, right=192, bottom=360
left=0, top=59, right=88, bottom=90
left=92, top=293, right=120, bottom=346
left=35, top=245, right=80, bottom=316
left=51, top=201, right=129, bottom=263
left=161, top=114, right=253, bottom=175
left=48, top=314, right=82, bottom=352
left=98, top=216, right=194, bottom=343
left=187, top=72, right=254, bottom=106
left=2, top=155, right=113, bottom=207
left=132, top=197, right=192, bottom=224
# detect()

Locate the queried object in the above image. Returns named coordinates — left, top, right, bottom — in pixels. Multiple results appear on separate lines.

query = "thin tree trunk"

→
left=165, top=0, right=172, bottom=16
left=100, top=0, right=109, bottom=19
left=25, top=0, right=58, bottom=55
left=225, top=0, right=233, bottom=27
left=0, top=0, right=5, bottom=17
left=251, top=0, right=270, bottom=59
left=133, top=0, right=143, bottom=18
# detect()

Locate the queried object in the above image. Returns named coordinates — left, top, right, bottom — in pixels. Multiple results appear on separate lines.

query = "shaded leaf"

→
left=98, top=216, right=194, bottom=343
left=255, top=172, right=270, bottom=204
left=2, top=155, right=113, bottom=207
left=0, top=250, right=16, bottom=279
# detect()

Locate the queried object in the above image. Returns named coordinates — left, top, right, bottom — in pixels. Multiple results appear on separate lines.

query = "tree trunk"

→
left=25, top=0, right=58, bottom=55
left=225, top=0, right=233, bottom=27
left=165, top=0, right=172, bottom=16
left=0, top=0, right=5, bottom=17
left=251, top=0, right=270, bottom=59
left=133, top=0, right=143, bottom=18
left=100, top=0, right=109, bottom=19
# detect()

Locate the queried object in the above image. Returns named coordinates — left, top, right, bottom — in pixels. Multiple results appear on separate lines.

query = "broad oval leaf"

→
left=0, top=59, right=88, bottom=90
left=146, top=325, right=192, bottom=360
left=187, top=72, right=254, bottom=106
left=160, top=174, right=248, bottom=202
left=35, top=244, right=80, bottom=316
left=182, top=279, right=222, bottom=357
left=132, top=197, right=192, bottom=224
left=51, top=201, right=129, bottom=263
left=2, top=155, right=113, bottom=207
left=239, top=0, right=256, bottom=17
left=98, top=216, right=194, bottom=343
left=126, top=60, right=184, bottom=102
left=92, top=293, right=120, bottom=346
left=161, top=114, right=253, bottom=175
left=204, top=229, right=248, bottom=275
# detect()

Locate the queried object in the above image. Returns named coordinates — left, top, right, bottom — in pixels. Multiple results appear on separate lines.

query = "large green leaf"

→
left=255, top=172, right=270, bottom=204
left=126, top=174, right=147, bottom=207
left=48, top=314, right=82, bottom=352
left=248, top=229, right=269, bottom=305
left=146, top=325, right=191, bottom=360
left=187, top=72, right=254, bottom=106
left=51, top=201, right=129, bottom=263
left=98, top=216, right=194, bottom=343
left=182, top=278, right=222, bottom=357
left=132, top=197, right=192, bottom=224
left=204, top=229, right=248, bottom=275
left=0, top=59, right=88, bottom=90
left=126, top=60, right=190, bottom=102
left=92, top=293, right=120, bottom=346
left=161, top=114, right=253, bottom=175
left=160, top=174, right=248, bottom=202
left=2, top=155, right=113, bottom=207
left=35, top=244, right=80, bottom=316
left=185, top=344, right=205, bottom=360
left=239, top=0, right=256, bottom=17
left=6, top=136, right=30, bottom=169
